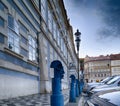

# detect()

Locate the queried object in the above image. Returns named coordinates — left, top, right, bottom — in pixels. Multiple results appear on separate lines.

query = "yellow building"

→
left=110, top=54, right=120, bottom=76
left=84, top=55, right=111, bottom=82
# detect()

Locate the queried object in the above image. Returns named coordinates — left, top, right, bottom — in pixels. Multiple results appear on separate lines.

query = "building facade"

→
left=0, top=0, right=77, bottom=99
left=110, top=54, right=120, bottom=76
left=84, top=55, right=111, bottom=82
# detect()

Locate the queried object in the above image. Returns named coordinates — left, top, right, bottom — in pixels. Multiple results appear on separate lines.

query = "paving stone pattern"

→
left=0, top=90, right=69, bottom=106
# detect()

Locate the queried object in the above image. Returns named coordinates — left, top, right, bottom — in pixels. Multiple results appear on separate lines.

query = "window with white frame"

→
left=58, top=31, right=60, bottom=46
left=64, top=45, right=66, bottom=54
left=56, top=28, right=58, bottom=43
left=59, top=32, right=62, bottom=48
left=53, top=20, right=56, bottom=40
left=48, top=8, right=52, bottom=32
left=61, top=38, right=63, bottom=51
left=8, top=15, right=20, bottom=53
left=28, top=35, right=36, bottom=61
left=41, top=0, right=46, bottom=22
left=65, top=46, right=67, bottom=58
left=63, top=42, right=65, bottom=53
left=8, top=15, right=19, bottom=34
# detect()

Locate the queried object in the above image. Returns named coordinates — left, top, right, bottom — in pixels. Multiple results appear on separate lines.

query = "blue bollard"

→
left=50, top=60, right=64, bottom=106
left=79, top=81, right=81, bottom=95
left=79, top=79, right=84, bottom=94
left=76, top=79, right=79, bottom=97
left=69, top=74, right=76, bottom=102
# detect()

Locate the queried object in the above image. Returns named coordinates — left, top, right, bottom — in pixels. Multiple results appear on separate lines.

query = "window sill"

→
left=4, top=47, right=23, bottom=59
left=27, top=59, right=38, bottom=67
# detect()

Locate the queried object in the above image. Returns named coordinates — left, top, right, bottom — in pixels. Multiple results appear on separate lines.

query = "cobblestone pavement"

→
left=65, top=93, right=87, bottom=106
left=0, top=90, right=69, bottom=106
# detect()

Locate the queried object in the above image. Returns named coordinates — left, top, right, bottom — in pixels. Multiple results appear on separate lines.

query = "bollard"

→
left=50, top=60, right=64, bottom=106
left=76, top=79, right=79, bottom=97
left=79, top=79, right=84, bottom=94
left=69, top=74, right=76, bottom=102
left=78, top=80, right=80, bottom=95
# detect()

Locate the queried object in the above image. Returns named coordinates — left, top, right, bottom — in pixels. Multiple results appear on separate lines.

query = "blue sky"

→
left=64, top=0, right=120, bottom=58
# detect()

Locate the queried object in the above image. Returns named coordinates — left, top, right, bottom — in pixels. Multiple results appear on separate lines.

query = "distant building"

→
left=110, top=54, right=120, bottom=76
left=0, top=0, right=77, bottom=99
left=80, top=58, right=84, bottom=79
left=84, top=55, right=111, bottom=82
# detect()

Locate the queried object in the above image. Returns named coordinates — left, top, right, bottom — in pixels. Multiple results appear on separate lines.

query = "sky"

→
left=64, top=0, right=120, bottom=58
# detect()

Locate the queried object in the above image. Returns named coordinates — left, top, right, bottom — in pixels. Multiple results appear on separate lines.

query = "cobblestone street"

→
left=0, top=90, right=69, bottom=106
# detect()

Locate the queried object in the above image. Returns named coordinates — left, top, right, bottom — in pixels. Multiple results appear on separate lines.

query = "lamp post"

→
left=74, top=29, right=81, bottom=94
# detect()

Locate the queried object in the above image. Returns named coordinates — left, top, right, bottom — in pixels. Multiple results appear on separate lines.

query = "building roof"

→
left=110, top=54, right=120, bottom=60
left=84, top=55, right=110, bottom=63
left=85, top=53, right=120, bottom=63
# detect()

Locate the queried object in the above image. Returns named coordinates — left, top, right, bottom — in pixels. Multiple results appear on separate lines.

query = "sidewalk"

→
left=65, top=96, right=81, bottom=106
left=0, top=90, right=69, bottom=106
left=65, top=93, right=85, bottom=106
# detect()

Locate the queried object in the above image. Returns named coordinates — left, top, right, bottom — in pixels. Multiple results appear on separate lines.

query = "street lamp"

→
left=74, top=29, right=81, bottom=94
left=75, top=29, right=81, bottom=53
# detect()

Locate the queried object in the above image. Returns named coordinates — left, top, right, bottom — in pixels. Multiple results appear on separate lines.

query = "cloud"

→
left=72, top=0, right=120, bottom=39
left=64, top=0, right=120, bottom=57
left=97, top=0, right=120, bottom=39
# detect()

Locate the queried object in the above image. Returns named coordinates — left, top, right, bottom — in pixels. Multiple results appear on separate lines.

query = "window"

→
left=8, top=15, right=19, bottom=34
left=21, top=35, right=27, bottom=45
left=7, top=0, right=37, bottom=34
left=8, top=29, right=20, bottom=53
left=101, top=74, right=103, bottom=77
left=56, top=28, right=59, bottom=44
left=21, top=47, right=27, bottom=57
left=53, top=48, right=55, bottom=60
left=48, top=8, right=52, bottom=32
left=61, top=38, right=63, bottom=51
left=65, top=46, right=67, bottom=58
left=28, top=35, right=36, bottom=61
left=53, top=20, right=56, bottom=40
left=58, top=31, right=61, bottom=46
left=57, top=30, right=59, bottom=44
left=63, top=43, right=65, bottom=54
left=107, top=76, right=120, bottom=85
left=0, top=2, right=6, bottom=11
left=0, top=17, right=4, bottom=27
left=98, top=74, right=100, bottom=77
left=41, top=0, right=46, bottom=22
left=8, top=15, right=20, bottom=53
left=0, top=33, right=4, bottom=43
left=118, top=81, right=120, bottom=86
left=19, top=21, right=28, bottom=34
left=95, top=74, right=97, bottom=77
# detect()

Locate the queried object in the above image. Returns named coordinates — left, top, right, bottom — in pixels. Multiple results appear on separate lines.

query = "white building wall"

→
left=111, top=60, right=120, bottom=76
left=0, top=0, right=77, bottom=97
left=0, top=68, right=39, bottom=99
